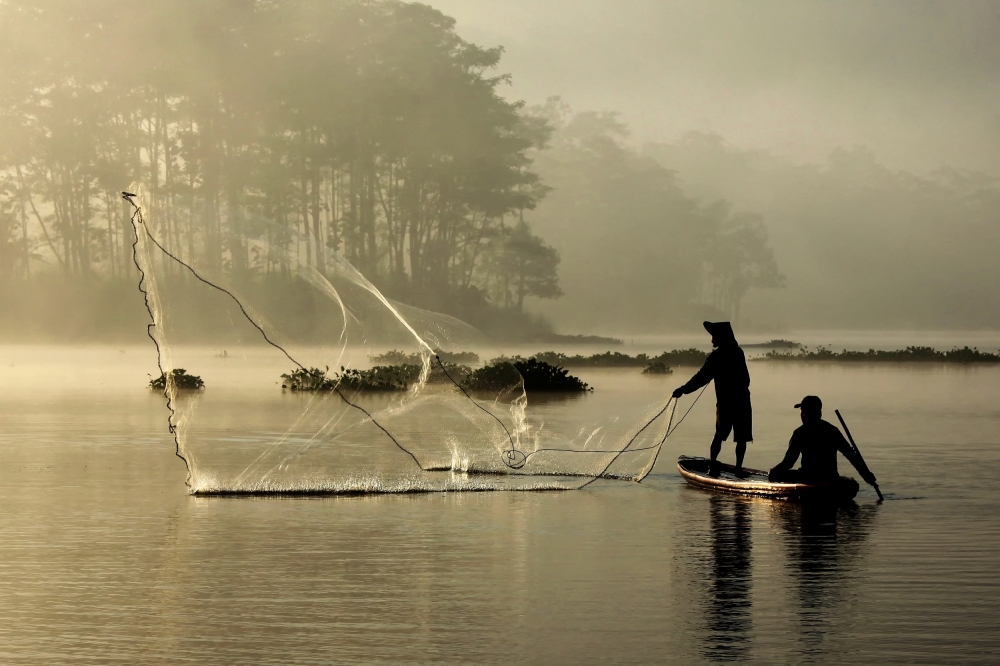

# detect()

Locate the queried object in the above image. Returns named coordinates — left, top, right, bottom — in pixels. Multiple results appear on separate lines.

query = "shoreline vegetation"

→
left=282, top=357, right=591, bottom=393
left=743, top=339, right=801, bottom=349
left=758, top=345, right=1000, bottom=363
left=370, top=350, right=481, bottom=366
left=164, top=343, right=1000, bottom=394
left=533, top=345, right=1000, bottom=367
left=284, top=343, right=1000, bottom=394
left=0, top=275, right=629, bottom=345
left=533, top=349, right=709, bottom=367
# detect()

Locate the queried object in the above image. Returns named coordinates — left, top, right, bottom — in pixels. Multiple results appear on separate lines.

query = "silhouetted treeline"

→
left=522, top=100, right=783, bottom=332
left=0, top=1, right=791, bottom=341
left=761, top=345, right=1000, bottom=363
left=0, top=0, right=563, bottom=330
left=647, top=133, right=1000, bottom=329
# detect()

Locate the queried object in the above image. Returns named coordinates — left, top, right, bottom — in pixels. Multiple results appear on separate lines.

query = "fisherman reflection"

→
left=702, top=494, right=754, bottom=663
left=773, top=500, right=877, bottom=658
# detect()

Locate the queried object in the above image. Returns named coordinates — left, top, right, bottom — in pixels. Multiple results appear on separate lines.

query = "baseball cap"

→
left=794, top=395, right=822, bottom=410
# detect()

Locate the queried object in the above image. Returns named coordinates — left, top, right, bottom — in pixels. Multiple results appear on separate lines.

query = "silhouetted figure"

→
left=769, top=396, right=877, bottom=485
left=673, top=321, right=752, bottom=474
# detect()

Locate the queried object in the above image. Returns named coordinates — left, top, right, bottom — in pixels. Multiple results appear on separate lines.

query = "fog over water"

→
left=2, top=345, right=999, bottom=664
left=428, top=0, right=1000, bottom=334
left=1, top=4, right=1000, bottom=663
left=1, top=0, right=998, bottom=338
left=431, top=0, right=1000, bottom=174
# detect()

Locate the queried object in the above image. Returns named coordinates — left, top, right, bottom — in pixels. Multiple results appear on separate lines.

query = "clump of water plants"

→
left=760, top=345, right=1000, bottom=364
left=463, top=358, right=591, bottom=393
left=460, top=360, right=522, bottom=392
left=280, top=367, right=339, bottom=391
left=341, top=365, right=422, bottom=391
left=642, top=362, right=673, bottom=375
left=281, top=365, right=424, bottom=392
left=426, top=362, right=474, bottom=385
left=150, top=369, right=205, bottom=391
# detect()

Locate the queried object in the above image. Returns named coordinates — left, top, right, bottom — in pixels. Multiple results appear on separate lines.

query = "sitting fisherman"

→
left=672, top=321, right=752, bottom=475
left=769, top=395, right=878, bottom=485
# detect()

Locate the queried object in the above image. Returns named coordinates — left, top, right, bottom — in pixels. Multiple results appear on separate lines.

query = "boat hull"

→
left=677, top=456, right=859, bottom=502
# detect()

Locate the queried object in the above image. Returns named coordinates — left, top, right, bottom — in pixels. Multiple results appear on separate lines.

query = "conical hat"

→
left=703, top=321, right=736, bottom=344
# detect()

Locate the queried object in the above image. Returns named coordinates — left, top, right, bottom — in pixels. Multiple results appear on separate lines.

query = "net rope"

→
left=125, top=187, right=701, bottom=494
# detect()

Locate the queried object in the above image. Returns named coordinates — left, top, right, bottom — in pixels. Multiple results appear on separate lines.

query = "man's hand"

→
left=671, top=387, right=684, bottom=399
left=862, top=470, right=877, bottom=486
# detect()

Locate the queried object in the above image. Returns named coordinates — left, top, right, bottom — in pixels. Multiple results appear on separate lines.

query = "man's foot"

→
left=708, top=461, right=721, bottom=477
left=734, top=467, right=750, bottom=479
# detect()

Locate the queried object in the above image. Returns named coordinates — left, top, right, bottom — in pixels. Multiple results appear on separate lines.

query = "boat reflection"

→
left=702, top=494, right=754, bottom=662
left=770, top=501, right=878, bottom=658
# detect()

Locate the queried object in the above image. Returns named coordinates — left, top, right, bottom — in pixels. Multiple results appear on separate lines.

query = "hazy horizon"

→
left=1, top=0, right=998, bottom=340
left=430, top=0, right=1000, bottom=177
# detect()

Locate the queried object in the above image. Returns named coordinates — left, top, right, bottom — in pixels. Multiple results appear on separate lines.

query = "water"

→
left=1, top=344, right=998, bottom=664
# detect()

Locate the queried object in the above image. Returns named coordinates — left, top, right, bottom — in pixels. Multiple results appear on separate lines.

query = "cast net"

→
left=128, top=185, right=676, bottom=493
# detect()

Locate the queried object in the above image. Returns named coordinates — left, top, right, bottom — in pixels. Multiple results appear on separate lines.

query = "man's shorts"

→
left=716, top=400, right=753, bottom=442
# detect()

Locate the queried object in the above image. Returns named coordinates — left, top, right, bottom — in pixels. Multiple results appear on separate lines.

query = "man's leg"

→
left=708, top=434, right=724, bottom=475
left=735, top=441, right=747, bottom=471
left=709, top=435, right=723, bottom=463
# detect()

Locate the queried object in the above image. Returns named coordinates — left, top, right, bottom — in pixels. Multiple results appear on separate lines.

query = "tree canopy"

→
left=523, top=99, right=781, bottom=330
left=0, top=1, right=786, bottom=339
left=0, top=0, right=557, bottom=325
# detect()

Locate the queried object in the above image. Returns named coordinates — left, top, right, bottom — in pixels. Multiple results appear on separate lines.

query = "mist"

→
left=432, top=0, right=1000, bottom=175
left=0, top=0, right=997, bottom=341
left=434, top=0, right=1000, bottom=333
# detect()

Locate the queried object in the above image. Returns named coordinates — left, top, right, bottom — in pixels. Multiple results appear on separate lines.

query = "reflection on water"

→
left=1, top=347, right=999, bottom=664
left=704, top=495, right=754, bottom=662
left=772, top=501, right=878, bottom=659
left=694, top=496, right=878, bottom=663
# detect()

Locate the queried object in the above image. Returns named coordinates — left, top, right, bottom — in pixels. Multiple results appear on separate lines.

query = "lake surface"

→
left=0, top=344, right=998, bottom=664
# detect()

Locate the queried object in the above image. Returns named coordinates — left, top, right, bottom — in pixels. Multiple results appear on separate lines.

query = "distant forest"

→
left=646, top=135, right=1000, bottom=329
left=523, top=101, right=782, bottom=332
left=0, top=0, right=784, bottom=340
left=1, top=1, right=994, bottom=341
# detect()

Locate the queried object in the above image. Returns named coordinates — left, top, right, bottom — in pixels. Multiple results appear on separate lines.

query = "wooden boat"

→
left=677, top=456, right=859, bottom=502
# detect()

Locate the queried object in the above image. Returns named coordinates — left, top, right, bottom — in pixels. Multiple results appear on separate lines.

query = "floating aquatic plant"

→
left=464, top=358, right=591, bottom=393
left=150, top=369, right=205, bottom=391
left=281, top=365, right=425, bottom=392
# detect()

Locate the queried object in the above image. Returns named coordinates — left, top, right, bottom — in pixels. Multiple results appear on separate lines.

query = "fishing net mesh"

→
left=129, top=184, right=674, bottom=493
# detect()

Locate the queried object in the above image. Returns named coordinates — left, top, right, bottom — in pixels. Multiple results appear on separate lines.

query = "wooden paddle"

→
left=835, top=409, right=884, bottom=501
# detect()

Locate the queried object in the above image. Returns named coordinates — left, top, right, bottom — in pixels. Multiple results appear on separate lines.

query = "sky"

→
left=428, top=0, right=1000, bottom=175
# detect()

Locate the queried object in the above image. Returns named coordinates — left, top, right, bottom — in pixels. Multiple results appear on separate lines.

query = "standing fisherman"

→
left=673, top=321, right=753, bottom=475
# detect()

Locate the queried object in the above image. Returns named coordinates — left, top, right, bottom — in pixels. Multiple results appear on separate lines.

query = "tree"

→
left=0, top=179, right=22, bottom=281
left=700, top=207, right=784, bottom=324
left=491, top=219, right=562, bottom=311
left=0, top=0, right=556, bottom=324
left=517, top=100, right=787, bottom=331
